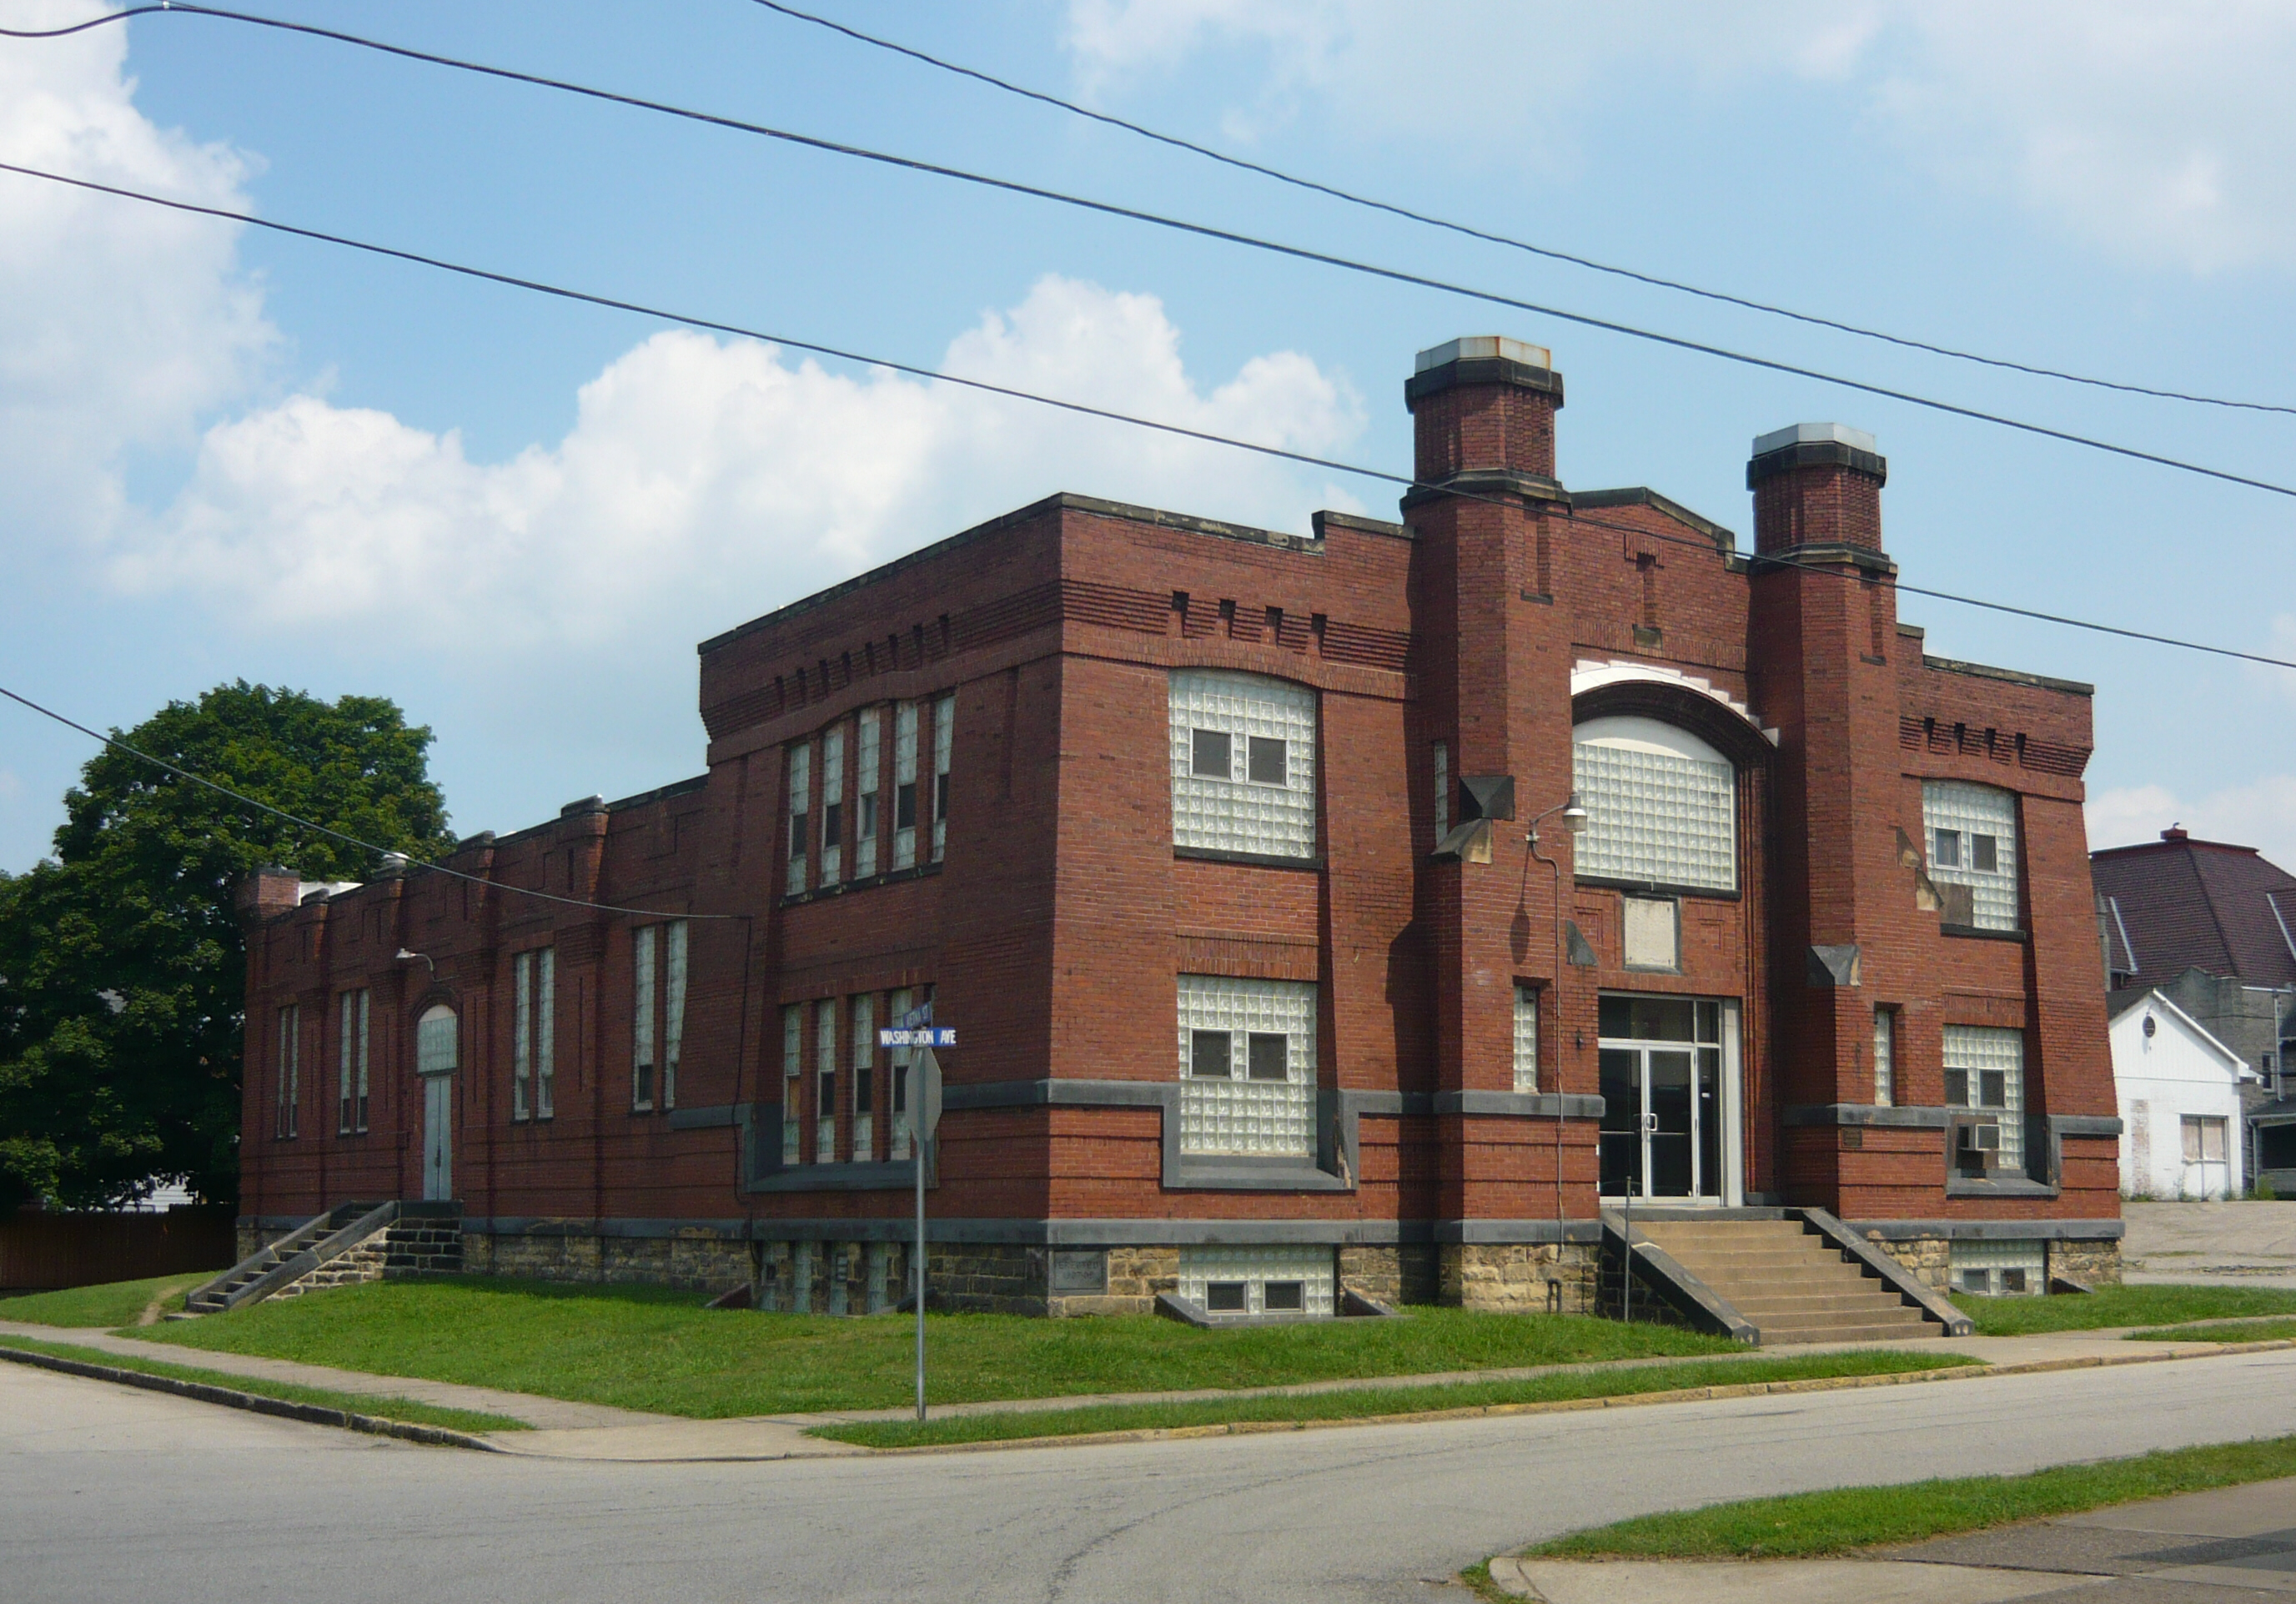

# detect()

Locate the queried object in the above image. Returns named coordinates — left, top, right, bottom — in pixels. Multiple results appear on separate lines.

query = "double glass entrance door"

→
left=1599, top=995, right=1727, bottom=1200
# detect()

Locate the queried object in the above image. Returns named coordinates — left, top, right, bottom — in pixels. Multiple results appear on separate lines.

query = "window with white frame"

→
left=781, top=1005, right=803, bottom=1165
left=1572, top=717, right=1736, bottom=893
left=815, top=998, right=838, bottom=1163
left=337, top=989, right=369, bottom=1134
left=276, top=1004, right=299, bottom=1139
left=931, top=693, right=953, bottom=864
left=1952, top=1238, right=2042, bottom=1296
left=893, top=701, right=920, bottom=870
left=857, top=707, right=882, bottom=878
left=513, top=948, right=556, bottom=1121
left=1178, top=1245, right=1334, bottom=1318
left=821, top=727, right=846, bottom=885
left=1513, top=984, right=1540, bottom=1094
left=786, top=741, right=811, bottom=896
left=1177, top=974, right=1315, bottom=1156
left=2183, top=1115, right=2229, bottom=1167
left=1170, top=671, right=1318, bottom=859
left=1944, top=1024, right=2025, bottom=1169
left=631, top=923, right=684, bottom=1112
left=888, top=986, right=913, bottom=1160
left=851, top=994, right=875, bottom=1159
left=1873, top=1007, right=1896, bottom=1108
left=1923, top=780, right=2020, bottom=931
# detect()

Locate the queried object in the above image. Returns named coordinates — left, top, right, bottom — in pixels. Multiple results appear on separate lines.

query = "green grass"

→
left=0, top=1272, right=211, bottom=1328
left=134, top=1275, right=1740, bottom=1418
left=814, top=1350, right=1980, bottom=1448
left=0, top=1335, right=527, bottom=1434
left=1952, top=1283, right=2296, bottom=1335
left=1521, top=1434, right=2296, bottom=1560
left=2132, top=1317, right=2296, bottom=1344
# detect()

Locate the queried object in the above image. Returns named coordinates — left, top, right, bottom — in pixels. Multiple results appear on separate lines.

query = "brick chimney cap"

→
left=1752, top=421, right=1876, bottom=457
left=1415, top=335, right=1551, bottom=373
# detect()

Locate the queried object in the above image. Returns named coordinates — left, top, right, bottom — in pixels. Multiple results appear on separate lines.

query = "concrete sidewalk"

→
left=1491, top=1475, right=2296, bottom=1601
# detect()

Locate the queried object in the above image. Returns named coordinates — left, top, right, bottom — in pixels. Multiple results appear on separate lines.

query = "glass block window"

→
left=1952, top=1238, right=2043, bottom=1296
left=632, top=926, right=658, bottom=1111
left=785, top=741, right=811, bottom=897
left=1944, top=1024, right=2025, bottom=1169
left=1571, top=717, right=1736, bottom=892
left=1873, top=1007, right=1896, bottom=1108
left=1924, top=781, right=2020, bottom=931
left=857, top=707, right=881, bottom=878
left=821, top=727, right=846, bottom=886
left=276, top=1003, right=299, bottom=1139
left=337, top=989, right=369, bottom=1134
left=1513, top=984, right=1539, bottom=1094
left=514, top=949, right=556, bottom=1122
left=815, top=998, right=838, bottom=1163
left=1178, top=1245, right=1334, bottom=1319
left=781, top=1005, right=803, bottom=1166
left=1433, top=739, right=1449, bottom=846
left=888, top=986, right=913, bottom=1160
left=893, top=701, right=919, bottom=871
left=1170, top=670, right=1318, bottom=858
left=851, top=993, right=875, bottom=1160
left=932, top=693, right=953, bottom=864
left=661, top=921, right=686, bottom=1112
left=1177, top=974, right=1315, bottom=1156
left=415, top=1004, right=457, bottom=1076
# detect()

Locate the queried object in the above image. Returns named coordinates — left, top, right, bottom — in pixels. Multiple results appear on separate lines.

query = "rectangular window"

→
left=1178, top=1245, right=1334, bottom=1318
left=851, top=993, right=876, bottom=1160
left=1924, top=781, right=2020, bottom=932
left=513, top=948, right=556, bottom=1121
left=337, top=989, right=369, bottom=1134
left=1572, top=735, right=1736, bottom=892
left=535, top=948, right=555, bottom=1119
left=632, top=926, right=657, bottom=1111
left=781, top=1005, right=803, bottom=1165
left=1513, top=984, right=1539, bottom=1094
left=816, top=998, right=838, bottom=1163
left=1873, top=1008, right=1896, bottom=1108
left=1952, top=1238, right=2043, bottom=1296
left=821, top=727, right=846, bottom=886
left=277, top=1005, right=299, bottom=1139
left=857, top=706, right=882, bottom=878
left=893, top=702, right=919, bottom=869
left=786, top=741, right=811, bottom=896
left=2183, top=1114, right=2228, bottom=1164
left=1169, top=671, right=1319, bottom=859
left=1177, top=974, right=1315, bottom=1156
left=1433, top=740, right=1449, bottom=846
left=1944, top=1024, right=2025, bottom=1169
left=661, top=921, right=686, bottom=1112
left=888, top=986, right=912, bottom=1160
left=932, top=692, right=954, bottom=863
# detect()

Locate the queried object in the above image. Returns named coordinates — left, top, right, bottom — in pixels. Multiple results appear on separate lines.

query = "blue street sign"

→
left=877, top=1027, right=957, bottom=1048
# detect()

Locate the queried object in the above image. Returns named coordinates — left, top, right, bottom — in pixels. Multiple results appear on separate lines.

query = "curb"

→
left=847, top=1337, right=2296, bottom=1456
left=0, top=1343, right=501, bottom=1452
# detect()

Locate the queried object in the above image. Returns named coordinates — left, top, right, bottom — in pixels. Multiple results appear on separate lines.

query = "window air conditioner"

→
left=1957, top=1120, right=2001, bottom=1172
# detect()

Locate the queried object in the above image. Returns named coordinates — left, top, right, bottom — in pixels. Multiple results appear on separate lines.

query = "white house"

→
left=2113, top=990, right=2257, bottom=1199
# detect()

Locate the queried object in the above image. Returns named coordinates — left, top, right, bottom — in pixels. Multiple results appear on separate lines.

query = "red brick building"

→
left=236, top=336, right=2122, bottom=1317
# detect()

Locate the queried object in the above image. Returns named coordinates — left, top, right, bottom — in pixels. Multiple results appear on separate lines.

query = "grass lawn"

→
left=134, top=1275, right=1741, bottom=1417
left=2133, top=1317, right=2296, bottom=1344
left=816, top=1350, right=1979, bottom=1448
left=0, top=1272, right=210, bottom=1328
left=1520, top=1434, right=2296, bottom=1560
left=0, top=1335, right=526, bottom=1434
left=1952, top=1283, right=2296, bottom=1335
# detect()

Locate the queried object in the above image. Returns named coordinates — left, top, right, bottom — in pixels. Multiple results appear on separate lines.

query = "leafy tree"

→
left=0, top=682, right=452, bottom=1211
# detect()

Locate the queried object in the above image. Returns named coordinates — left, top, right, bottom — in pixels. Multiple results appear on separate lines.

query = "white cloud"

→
left=110, top=274, right=1366, bottom=656
left=1064, top=0, right=2296, bottom=271
left=2089, top=775, right=2296, bottom=868
left=0, top=0, right=275, bottom=543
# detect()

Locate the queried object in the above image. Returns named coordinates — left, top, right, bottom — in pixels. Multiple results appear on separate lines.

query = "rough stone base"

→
left=1866, top=1234, right=2125, bottom=1293
left=1866, top=1234, right=1952, bottom=1293
left=460, top=1229, right=745, bottom=1292
left=2049, top=1238, right=2123, bottom=1288
left=1338, top=1244, right=1439, bottom=1308
left=1440, top=1243, right=1601, bottom=1313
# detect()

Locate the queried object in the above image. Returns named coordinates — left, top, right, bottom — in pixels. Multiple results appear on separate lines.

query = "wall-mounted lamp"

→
left=395, top=948, right=435, bottom=979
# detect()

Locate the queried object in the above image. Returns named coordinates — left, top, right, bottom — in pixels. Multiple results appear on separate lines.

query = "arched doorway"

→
left=415, top=1003, right=458, bottom=1202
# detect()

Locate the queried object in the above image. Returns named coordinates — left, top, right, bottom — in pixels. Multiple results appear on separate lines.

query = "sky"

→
left=3, top=0, right=2293, bottom=873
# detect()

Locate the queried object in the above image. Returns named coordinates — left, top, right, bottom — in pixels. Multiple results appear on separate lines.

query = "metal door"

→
left=423, top=1074, right=453, bottom=1201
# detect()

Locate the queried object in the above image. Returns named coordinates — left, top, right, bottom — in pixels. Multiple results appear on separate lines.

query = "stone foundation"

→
left=1439, top=1242, right=1601, bottom=1312
left=2048, top=1239, right=2123, bottom=1288
left=1866, top=1234, right=1952, bottom=1293
left=1865, top=1233, right=2124, bottom=1293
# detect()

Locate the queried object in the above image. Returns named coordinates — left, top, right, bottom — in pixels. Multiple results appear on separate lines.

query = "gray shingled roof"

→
left=2091, top=832, right=2296, bottom=989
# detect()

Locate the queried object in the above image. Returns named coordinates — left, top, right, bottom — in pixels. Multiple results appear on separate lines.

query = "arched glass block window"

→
left=415, top=1003, right=459, bottom=1075
left=1571, top=716, right=1737, bottom=893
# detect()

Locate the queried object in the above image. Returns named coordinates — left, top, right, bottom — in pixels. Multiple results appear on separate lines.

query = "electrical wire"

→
left=0, top=683, right=744, bottom=921
left=6, top=5, right=2296, bottom=501
left=3, top=153, right=2291, bottom=681
left=745, top=0, right=2296, bottom=420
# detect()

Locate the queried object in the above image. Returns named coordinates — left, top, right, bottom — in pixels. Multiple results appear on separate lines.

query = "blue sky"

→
left=3, top=0, right=2292, bottom=872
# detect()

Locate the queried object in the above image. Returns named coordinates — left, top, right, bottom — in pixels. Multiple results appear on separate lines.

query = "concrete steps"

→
left=1637, top=1217, right=1942, bottom=1345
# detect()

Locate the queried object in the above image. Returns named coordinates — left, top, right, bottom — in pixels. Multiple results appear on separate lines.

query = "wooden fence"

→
left=0, top=1209, right=235, bottom=1292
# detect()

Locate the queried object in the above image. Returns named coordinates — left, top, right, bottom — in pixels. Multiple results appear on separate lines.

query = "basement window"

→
left=1178, top=1245, right=1334, bottom=1319
left=1952, top=1238, right=2043, bottom=1296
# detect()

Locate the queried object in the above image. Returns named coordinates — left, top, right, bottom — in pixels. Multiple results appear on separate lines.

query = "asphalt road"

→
left=9, top=1349, right=2296, bottom=1604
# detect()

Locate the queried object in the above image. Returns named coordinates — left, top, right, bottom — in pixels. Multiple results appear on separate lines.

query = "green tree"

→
left=0, top=682, right=452, bottom=1210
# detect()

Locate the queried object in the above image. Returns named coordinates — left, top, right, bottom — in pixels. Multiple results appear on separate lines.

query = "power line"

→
left=746, top=0, right=2296, bottom=421
left=2, top=154, right=2290, bottom=681
left=0, top=683, right=742, bottom=922
left=7, top=5, right=2296, bottom=502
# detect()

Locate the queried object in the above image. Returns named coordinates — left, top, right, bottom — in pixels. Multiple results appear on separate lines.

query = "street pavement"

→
left=2123, top=1200, right=2296, bottom=1288
left=8, top=1340, right=2296, bottom=1601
